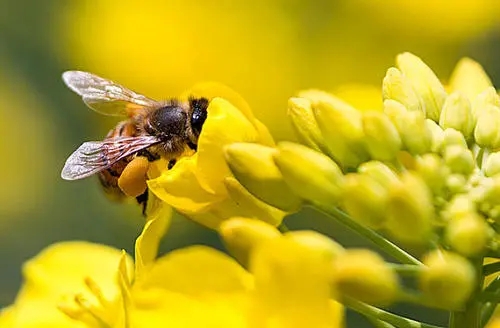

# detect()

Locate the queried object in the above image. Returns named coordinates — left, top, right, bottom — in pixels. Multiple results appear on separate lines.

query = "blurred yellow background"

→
left=2, top=0, right=500, bottom=326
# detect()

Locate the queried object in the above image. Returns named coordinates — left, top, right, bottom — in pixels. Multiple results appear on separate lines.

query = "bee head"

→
left=189, top=97, right=209, bottom=137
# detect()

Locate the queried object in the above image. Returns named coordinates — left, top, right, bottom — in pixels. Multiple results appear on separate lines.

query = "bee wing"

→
left=62, top=71, right=158, bottom=117
left=61, top=136, right=160, bottom=180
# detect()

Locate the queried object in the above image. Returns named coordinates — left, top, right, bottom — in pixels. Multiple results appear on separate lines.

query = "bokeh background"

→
left=2, top=0, right=500, bottom=326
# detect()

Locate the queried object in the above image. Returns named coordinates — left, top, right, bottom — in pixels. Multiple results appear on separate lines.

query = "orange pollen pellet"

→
left=118, top=156, right=150, bottom=198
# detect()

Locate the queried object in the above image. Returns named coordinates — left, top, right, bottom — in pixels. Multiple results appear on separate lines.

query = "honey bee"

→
left=61, top=71, right=209, bottom=212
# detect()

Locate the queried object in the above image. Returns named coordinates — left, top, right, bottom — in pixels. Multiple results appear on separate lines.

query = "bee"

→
left=61, top=71, right=209, bottom=213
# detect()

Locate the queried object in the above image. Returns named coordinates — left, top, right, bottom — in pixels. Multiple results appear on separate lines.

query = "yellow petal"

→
left=133, top=245, right=252, bottom=300
left=130, top=289, right=248, bottom=328
left=196, top=97, right=260, bottom=195
left=249, top=237, right=341, bottom=328
left=147, top=156, right=222, bottom=213
left=7, top=242, right=133, bottom=328
left=449, top=57, right=493, bottom=100
left=135, top=200, right=172, bottom=280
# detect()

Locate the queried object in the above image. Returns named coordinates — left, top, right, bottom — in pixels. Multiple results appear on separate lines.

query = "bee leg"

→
left=187, top=141, right=197, bottom=151
left=168, top=159, right=176, bottom=170
left=136, top=190, right=149, bottom=216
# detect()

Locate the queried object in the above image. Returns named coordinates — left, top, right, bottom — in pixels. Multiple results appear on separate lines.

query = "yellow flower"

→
left=3, top=216, right=343, bottom=328
left=0, top=241, right=134, bottom=328
left=147, top=83, right=285, bottom=229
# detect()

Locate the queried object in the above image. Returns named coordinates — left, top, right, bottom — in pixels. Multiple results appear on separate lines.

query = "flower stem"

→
left=316, top=205, right=422, bottom=265
left=483, top=261, right=500, bottom=276
left=480, top=276, right=500, bottom=326
left=343, top=297, right=444, bottom=328
left=389, top=263, right=423, bottom=276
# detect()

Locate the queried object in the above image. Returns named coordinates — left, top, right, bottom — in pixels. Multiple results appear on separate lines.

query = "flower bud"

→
left=415, top=154, right=449, bottom=195
left=446, top=174, right=468, bottom=194
left=304, top=90, right=369, bottom=168
left=396, top=52, right=447, bottom=122
left=472, top=87, right=500, bottom=125
left=441, top=128, right=468, bottom=151
left=445, top=212, right=491, bottom=257
left=477, top=176, right=500, bottom=207
left=401, top=110, right=433, bottom=156
left=485, top=152, right=500, bottom=177
left=443, top=145, right=475, bottom=176
left=342, top=173, right=388, bottom=229
left=425, top=119, right=445, bottom=152
left=118, top=156, right=149, bottom=198
left=419, top=250, right=475, bottom=309
left=362, top=110, right=402, bottom=161
left=449, top=58, right=493, bottom=101
left=441, top=195, right=476, bottom=222
left=474, top=105, right=500, bottom=149
left=358, top=161, right=399, bottom=186
left=382, top=67, right=422, bottom=113
left=285, top=230, right=345, bottom=263
left=273, top=142, right=344, bottom=207
left=224, top=177, right=285, bottom=226
left=287, top=97, right=326, bottom=153
left=439, top=92, right=474, bottom=139
left=219, top=217, right=280, bottom=267
left=385, top=172, right=434, bottom=243
left=333, top=249, right=400, bottom=306
left=224, top=143, right=302, bottom=212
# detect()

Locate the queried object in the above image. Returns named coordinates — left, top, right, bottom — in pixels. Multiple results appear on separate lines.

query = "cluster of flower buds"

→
left=224, top=52, right=500, bottom=312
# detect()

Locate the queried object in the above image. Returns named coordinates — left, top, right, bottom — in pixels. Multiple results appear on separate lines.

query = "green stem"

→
left=389, top=263, right=423, bottom=277
left=316, top=205, right=422, bottom=265
left=449, top=258, right=483, bottom=328
left=343, top=297, right=444, bottom=328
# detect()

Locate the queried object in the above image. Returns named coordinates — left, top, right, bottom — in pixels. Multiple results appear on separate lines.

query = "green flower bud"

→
left=441, top=195, right=476, bottom=222
left=358, top=161, right=399, bottom=186
left=219, top=217, right=281, bottom=267
left=362, top=110, right=402, bottom=161
left=400, top=110, right=433, bottom=155
left=445, top=212, right=491, bottom=257
left=441, top=128, right=468, bottom=150
left=273, top=142, right=344, bottom=207
left=396, top=52, right=447, bottom=122
left=385, top=172, right=434, bottom=243
left=415, top=154, right=449, bottom=195
left=342, top=173, right=388, bottom=229
left=285, top=230, right=345, bottom=263
left=484, top=152, right=500, bottom=177
left=449, top=58, right=493, bottom=101
left=446, top=174, right=468, bottom=194
left=443, top=145, right=475, bottom=176
left=472, top=87, right=500, bottom=125
left=303, top=90, right=369, bottom=169
left=474, top=105, right=500, bottom=149
left=477, top=176, right=500, bottom=207
left=287, top=97, right=326, bottom=153
left=439, top=92, right=474, bottom=139
left=382, top=67, right=423, bottom=113
left=333, top=249, right=400, bottom=306
left=420, top=250, right=475, bottom=309
left=425, top=119, right=445, bottom=153
left=224, top=143, right=302, bottom=211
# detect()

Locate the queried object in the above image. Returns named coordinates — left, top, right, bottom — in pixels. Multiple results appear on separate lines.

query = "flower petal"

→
left=147, top=156, right=222, bottom=213
left=6, top=242, right=133, bottom=328
left=249, top=237, right=342, bottom=328
left=133, top=245, right=252, bottom=299
left=135, top=197, right=172, bottom=280
left=449, top=57, right=493, bottom=100
left=196, top=97, right=260, bottom=194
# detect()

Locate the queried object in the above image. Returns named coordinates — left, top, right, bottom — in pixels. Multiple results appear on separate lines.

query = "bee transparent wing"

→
left=61, top=136, right=160, bottom=180
left=62, top=71, right=158, bottom=116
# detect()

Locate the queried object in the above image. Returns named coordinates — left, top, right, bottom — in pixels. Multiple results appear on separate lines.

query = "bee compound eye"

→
left=118, top=157, right=150, bottom=198
left=190, top=97, right=209, bottom=135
